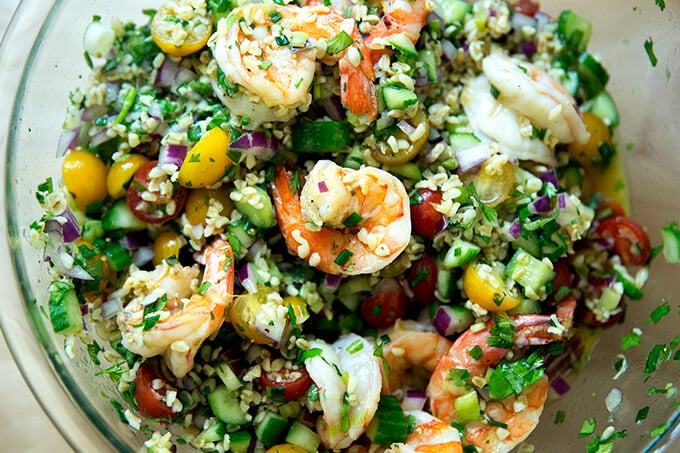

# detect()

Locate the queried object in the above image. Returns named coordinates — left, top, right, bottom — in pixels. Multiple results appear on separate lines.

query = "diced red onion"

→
left=324, top=274, right=342, bottom=291
left=229, top=131, right=279, bottom=161
left=238, top=262, right=258, bottom=294
left=509, top=219, right=522, bottom=239
left=147, top=102, right=164, bottom=122
left=414, top=74, right=429, bottom=88
left=100, top=297, right=123, bottom=319
left=511, top=12, right=537, bottom=31
left=63, top=265, right=95, bottom=281
left=174, top=65, right=197, bottom=88
left=441, top=39, right=458, bottom=62
left=246, top=240, right=267, bottom=261
left=436, top=215, right=448, bottom=235
left=255, top=316, right=287, bottom=345
left=318, top=181, right=329, bottom=193
left=56, top=127, right=81, bottom=157
left=105, top=82, right=120, bottom=104
left=534, top=11, right=551, bottom=30
left=521, top=40, right=537, bottom=56
left=156, top=57, right=196, bottom=91
left=455, top=143, right=491, bottom=174
left=89, top=126, right=114, bottom=147
left=550, top=375, right=571, bottom=396
left=605, top=387, right=623, bottom=414
left=402, top=390, right=427, bottom=411
left=59, top=208, right=81, bottom=243
left=373, top=278, right=402, bottom=295
left=558, top=193, right=568, bottom=209
left=397, top=120, right=417, bottom=137
left=528, top=195, right=551, bottom=214
left=432, top=306, right=471, bottom=336
left=426, top=11, right=444, bottom=34
left=159, top=143, right=188, bottom=170
left=489, top=8, right=497, bottom=17
left=132, top=246, right=154, bottom=267
left=81, top=104, right=107, bottom=122
left=121, top=231, right=147, bottom=250
left=319, top=95, right=346, bottom=121
left=539, top=170, right=559, bottom=187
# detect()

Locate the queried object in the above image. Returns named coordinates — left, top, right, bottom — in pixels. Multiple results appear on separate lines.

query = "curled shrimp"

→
left=386, top=410, right=462, bottom=453
left=462, top=53, right=589, bottom=166
left=271, top=161, right=411, bottom=275
left=366, top=0, right=431, bottom=60
left=117, top=239, right=234, bottom=378
left=381, top=322, right=453, bottom=395
left=210, top=4, right=377, bottom=125
left=427, top=300, right=575, bottom=453
left=303, top=334, right=382, bottom=450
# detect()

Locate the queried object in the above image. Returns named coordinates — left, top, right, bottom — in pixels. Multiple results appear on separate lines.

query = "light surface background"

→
left=0, top=0, right=72, bottom=451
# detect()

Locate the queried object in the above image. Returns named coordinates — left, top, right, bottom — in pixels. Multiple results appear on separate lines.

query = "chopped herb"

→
left=487, top=315, right=515, bottom=348
left=346, top=339, right=364, bottom=354
left=646, top=302, right=670, bottom=324
left=410, top=267, right=430, bottom=286
left=450, top=420, right=467, bottom=438
left=343, top=212, right=363, bottom=228
left=188, top=153, right=201, bottom=163
left=84, top=51, right=93, bottom=69
left=306, top=383, right=319, bottom=401
left=197, top=282, right=211, bottom=296
left=143, top=314, right=161, bottom=331
left=554, top=410, right=565, bottom=424
left=268, top=9, right=283, bottom=23
left=650, top=422, right=668, bottom=438
left=468, top=345, right=483, bottom=360
left=644, top=38, right=658, bottom=67
left=326, top=31, right=353, bottom=56
left=579, top=418, right=596, bottom=437
left=87, top=340, right=103, bottom=366
left=490, top=84, right=500, bottom=99
left=240, top=116, right=251, bottom=126
left=334, top=249, right=353, bottom=266
left=467, top=182, right=497, bottom=222
left=621, top=329, right=641, bottom=351
left=449, top=368, right=470, bottom=386
left=112, top=87, right=137, bottom=126
left=289, top=169, right=301, bottom=193
left=644, top=344, right=671, bottom=374
left=636, top=406, right=649, bottom=424
left=487, top=352, right=544, bottom=400
left=370, top=304, right=383, bottom=316
left=275, top=35, right=290, bottom=46
left=287, top=303, right=297, bottom=328
left=482, top=412, right=507, bottom=428
left=656, top=0, right=666, bottom=11
left=259, top=61, right=272, bottom=70
left=299, top=347, right=323, bottom=362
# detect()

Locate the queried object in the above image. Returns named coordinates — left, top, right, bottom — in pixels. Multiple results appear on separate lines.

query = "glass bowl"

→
left=0, top=0, right=678, bottom=451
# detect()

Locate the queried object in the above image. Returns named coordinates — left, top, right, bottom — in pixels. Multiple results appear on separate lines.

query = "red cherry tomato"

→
left=410, top=189, right=445, bottom=239
left=133, top=364, right=178, bottom=420
left=550, top=259, right=574, bottom=297
left=260, top=368, right=313, bottom=402
left=407, top=254, right=438, bottom=304
left=596, top=200, right=626, bottom=221
left=360, top=290, right=408, bottom=329
left=126, top=160, right=188, bottom=224
left=511, top=0, right=540, bottom=17
left=578, top=300, right=626, bottom=329
left=595, top=217, right=651, bottom=266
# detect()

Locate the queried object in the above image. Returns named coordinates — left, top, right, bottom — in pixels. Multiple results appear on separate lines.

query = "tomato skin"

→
left=126, top=161, right=188, bottom=224
left=360, top=290, right=408, bottom=329
left=596, top=200, right=626, bottom=221
left=511, top=0, right=540, bottom=17
left=260, top=368, right=313, bottom=402
left=550, top=259, right=574, bottom=296
left=406, top=254, right=438, bottom=304
left=596, top=217, right=651, bottom=266
left=410, top=189, right=445, bottom=239
left=133, top=364, right=178, bottom=420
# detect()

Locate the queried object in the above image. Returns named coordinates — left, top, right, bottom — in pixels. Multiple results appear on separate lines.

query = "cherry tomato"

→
left=410, top=188, right=445, bottom=239
left=406, top=254, right=438, bottom=304
left=511, top=0, right=540, bottom=17
left=126, top=161, right=188, bottom=224
left=578, top=300, right=626, bottom=329
left=133, top=364, right=178, bottom=420
left=595, top=200, right=626, bottom=221
left=260, top=368, right=313, bottom=402
left=596, top=217, right=651, bottom=266
left=360, top=290, right=408, bottom=329
left=550, top=259, right=574, bottom=297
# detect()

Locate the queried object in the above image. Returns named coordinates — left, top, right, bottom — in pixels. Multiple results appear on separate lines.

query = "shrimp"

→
left=462, top=53, right=589, bottom=167
left=209, top=4, right=377, bottom=125
left=117, top=239, right=234, bottom=378
left=303, top=334, right=382, bottom=450
left=366, top=0, right=431, bottom=60
left=427, top=303, right=575, bottom=453
left=381, top=322, right=453, bottom=395
left=385, top=410, right=462, bottom=453
left=271, top=161, right=411, bottom=275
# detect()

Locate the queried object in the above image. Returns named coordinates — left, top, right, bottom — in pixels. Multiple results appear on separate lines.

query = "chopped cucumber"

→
left=207, top=385, right=248, bottom=425
left=436, top=265, right=456, bottom=303
left=343, top=147, right=364, bottom=170
left=214, top=361, right=243, bottom=391
left=507, top=298, right=542, bottom=315
left=285, top=421, right=321, bottom=452
left=433, top=0, right=472, bottom=27
left=291, top=119, right=351, bottom=153
left=228, top=431, right=252, bottom=453
left=416, top=49, right=438, bottom=82
left=101, top=199, right=146, bottom=231
left=387, top=33, right=418, bottom=57
left=661, top=223, right=680, bottom=263
left=577, top=52, right=609, bottom=95
left=511, top=230, right=542, bottom=259
left=599, top=286, right=623, bottom=312
left=226, top=220, right=257, bottom=254
left=366, top=395, right=408, bottom=445
left=48, top=280, right=83, bottom=335
left=255, top=412, right=290, bottom=447
left=505, top=248, right=555, bottom=294
left=81, top=219, right=104, bottom=242
left=561, top=70, right=580, bottom=97
left=385, top=162, right=422, bottom=181
left=454, top=390, right=481, bottom=423
left=448, top=132, right=481, bottom=151
left=557, top=10, right=592, bottom=53
left=433, top=305, right=474, bottom=335
left=196, top=420, right=226, bottom=443
left=614, top=270, right=644, bottom=301
left=382, top=85, right=418, bottom=110
left=442, top=239, right=481, bottom=268
left=278, top=401, right=302, bottom=419
left=587, top=90, right=620, bottom=127
left=338, top=277, right=372, bottom=311
left=231, top=185, right=274, bottom=229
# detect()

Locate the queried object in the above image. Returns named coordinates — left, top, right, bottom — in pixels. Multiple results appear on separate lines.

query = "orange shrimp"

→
left=271, top=161, right=411, bottom=275
left=387, top=410, right=462, bottom=453
left=210, top=4, right=377, bottom=123
left=118, top=239, right=234, bottom=378
left=366, top=0, right=431, bottom=60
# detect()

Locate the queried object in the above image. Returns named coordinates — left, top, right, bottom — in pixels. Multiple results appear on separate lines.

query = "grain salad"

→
left=32, top=0, right=657, bottom=452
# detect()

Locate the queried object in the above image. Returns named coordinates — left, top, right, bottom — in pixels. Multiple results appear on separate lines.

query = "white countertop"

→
left=0, top=1, right=73, bottom=451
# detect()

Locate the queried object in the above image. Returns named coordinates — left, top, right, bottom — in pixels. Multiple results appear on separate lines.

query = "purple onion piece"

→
left=238, top=262, right=258, bottom=293
left=63, top=265, right=95, bottom=281
left=528, top=195, right=551, bottom=214
left=60, top=208, right=81, bottom=243
left=156, top=58, right=179, bottom=88
left=373, top=278, right=402, bottom=295
left=550, top=375, right=571, bottom=396
left=230, top=131, right=279, bottom=161
left=56, top=127, right=81, bottom=157
left=81, top=104, right=107, bottom=122
left=455, top=143, right=491, bottom=174
left=509, top=219, right=522, bottom=239
left=121, top=231, right=147, bottom=251
left=436, top=215, right=448, bottom=235
left=159, top=143, right=188, bottom=170
left=318, top=181, right=329, bottom=193
left=397, top=120, right=417, bottom=137
left=89, top=126, right=115, bottom=147
left=414, top=74, right=429, bottom=88
left=441, top=39, right=458, bottom=62
left=558, top=193, right=568, bottom=209
left=132, top=246, right=154, bottom=267
left=402, top=389, right=427, bottom=411
left=432, top=305, right=472, bottom=336
left=534, top=11, right=552, bottom=30
left=101, top=297, right=123, bottom=319
left=511, top=12, right=537, bottom=31
left=539, top=169, right=559, bottom=187
left=521, top=40, right=537, bottom=56
left=432, top=306, right=453, bottom=336
left=324, top=274, right=342, bottom=291
left=319, top=95, right=346, bottom=121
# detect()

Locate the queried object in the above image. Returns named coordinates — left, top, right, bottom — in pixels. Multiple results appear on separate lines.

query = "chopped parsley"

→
left=644, top=343, right=671, bottom=374
left=487, top=315, right=514, bottom=348
left=554, top=410, right=565, bottom=424
left=656, top=0, right=666, bottom=11
left=87, top=340, right=103, bottom=366
left=579, top=418, right=596, bottom=437
left=346, top=339, right=364, bottom=354
left=487, top=351, right=544, bottom=400
left=646, top=302, right=670, bottom=324
left=197, top=281, right=211, bottom=296
left=468, top=345, right=483, bottom=360
left=621, top=329, right=641, bottom=351
left=449, top=368, right=471, bottom=387
left=644, top=38, right=658, bottom=67
left=490, top=84, right=500, bottom=99
left=635, top=406, right=649, bottom=424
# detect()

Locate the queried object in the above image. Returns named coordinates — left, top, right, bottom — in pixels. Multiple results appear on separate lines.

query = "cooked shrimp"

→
left=381, top=322, right=453, bottom=395
left=303, top=334, right=382, bottom=450
left=118, top=239, right=234, bottom=378
left=210, top=4, right=377, bottom=124
left=271, top=161, right=411, bottom=275
left=366, top=0, right=431, bottom=59
left=427, top=304, right=575, bottom=453
left=385, top=410, right=462, bottom=453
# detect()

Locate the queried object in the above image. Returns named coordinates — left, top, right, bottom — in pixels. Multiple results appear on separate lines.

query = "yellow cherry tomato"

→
left=62, top=149, right=108, bottom=212
left=184, top=188, right=233, bottom=225
left=283, top=295, right=310, bottom=325
left=106, top=154, right=149, bottom=199
left=72, top=239, right=116, bottom=301
left=229, top=286, right=283, bottom=345
left=568, top=111, right=612, bottom=168
left=152, top=231, right=186, bottom=266
left=371, top=108, right=430, bottom=164
left=178, top=127, right=232, bottom=188
left=463, top=261, right=522, bottom=313
left=464, top=158, right=515, bottom=208
left=265, top=445, right=307, bottom=453
left=150, top=1, right=212, bottom=57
